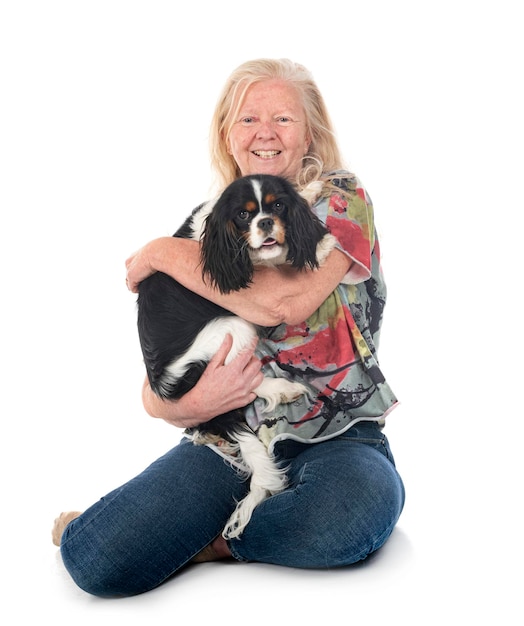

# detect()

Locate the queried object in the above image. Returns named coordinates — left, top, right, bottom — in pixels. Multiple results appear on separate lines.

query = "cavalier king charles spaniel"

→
left=136, top=174, right=336, bottom=538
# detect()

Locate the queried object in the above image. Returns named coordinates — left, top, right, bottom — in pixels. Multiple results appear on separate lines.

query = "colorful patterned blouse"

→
left=244, top=171, right=398, bottom=453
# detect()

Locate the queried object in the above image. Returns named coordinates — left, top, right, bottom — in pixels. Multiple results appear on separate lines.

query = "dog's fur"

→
left=137, top=174, right=336, bottom=538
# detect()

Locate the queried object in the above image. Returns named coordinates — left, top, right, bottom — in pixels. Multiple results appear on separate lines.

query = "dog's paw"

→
left=222, top=490, right=266, bottom=539
left=255, top=378, right=309, bottom=413
left=190, top=431, right=225, bottom=447
left=278, top=381, right=309, bottom=404
left=300, top=180, right=324, bottom=205
left=52, top=511, right=83, bottom=546
left=187, top=431, right=241, bottom=457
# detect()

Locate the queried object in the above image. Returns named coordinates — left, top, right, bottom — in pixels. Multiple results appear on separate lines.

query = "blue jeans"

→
left=60, top=421, right=405, bottom=597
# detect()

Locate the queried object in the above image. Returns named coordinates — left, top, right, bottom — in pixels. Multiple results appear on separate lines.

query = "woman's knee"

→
left=58, top=517, right=148, bottom=597
left=306, top=452, right=404, bottom=564
left=235, top=441, right=404, bottom=568
left=334, top=448, right=405, bottom=563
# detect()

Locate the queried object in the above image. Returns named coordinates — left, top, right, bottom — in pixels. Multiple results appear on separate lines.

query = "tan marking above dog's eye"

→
left=264, top=193, right=277, bottom=204
left=245, top=201, right=257, bottom=211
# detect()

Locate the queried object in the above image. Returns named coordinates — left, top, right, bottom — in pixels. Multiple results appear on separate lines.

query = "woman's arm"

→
left=125, top=236, right=351, bottom=327
left=142, top=335, right=264, bottom=425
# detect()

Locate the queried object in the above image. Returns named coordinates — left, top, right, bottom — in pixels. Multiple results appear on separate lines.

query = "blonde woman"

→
left=54, top=58, right=404, bottom=597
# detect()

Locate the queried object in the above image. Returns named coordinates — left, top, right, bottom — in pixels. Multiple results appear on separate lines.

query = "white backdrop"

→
left=1, top=1, right=522, bottom=624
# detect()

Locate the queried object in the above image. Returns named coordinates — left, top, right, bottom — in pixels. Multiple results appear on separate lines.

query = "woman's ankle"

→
left=191, top=534, right=232, bottom=563
left=211, top=534, right=232, bottom=559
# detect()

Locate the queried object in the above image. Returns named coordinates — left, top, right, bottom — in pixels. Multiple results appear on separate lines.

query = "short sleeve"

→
left=313, top=174, right=376, bottom=285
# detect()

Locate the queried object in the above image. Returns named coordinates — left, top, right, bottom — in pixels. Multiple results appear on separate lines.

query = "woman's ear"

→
left=304, top=131, right=312, bottom=154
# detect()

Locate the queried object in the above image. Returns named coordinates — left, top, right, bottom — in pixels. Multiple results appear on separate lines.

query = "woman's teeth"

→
left=253, top=150, right=280, bottom=158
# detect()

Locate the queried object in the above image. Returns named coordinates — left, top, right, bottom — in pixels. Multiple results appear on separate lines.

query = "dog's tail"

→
left=222, top=429, right=287, bottom=539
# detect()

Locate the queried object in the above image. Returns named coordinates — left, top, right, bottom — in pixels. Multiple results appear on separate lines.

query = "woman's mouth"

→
left=252, top=150, right=281, bottom=159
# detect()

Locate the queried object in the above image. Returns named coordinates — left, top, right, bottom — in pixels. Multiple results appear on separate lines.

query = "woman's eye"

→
left=276, top=116, right=295, bottom=125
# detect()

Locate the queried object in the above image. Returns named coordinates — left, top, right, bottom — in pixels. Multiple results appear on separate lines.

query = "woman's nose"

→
left=256, top=120, right=277, bottom=138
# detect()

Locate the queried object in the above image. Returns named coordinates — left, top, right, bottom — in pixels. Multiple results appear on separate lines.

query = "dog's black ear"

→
left=200, top=209, right=254, bottom=293
left=285, top=193, right=329, bottom=270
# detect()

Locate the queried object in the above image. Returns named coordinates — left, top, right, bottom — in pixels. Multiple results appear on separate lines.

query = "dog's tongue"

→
left=263, top=238, right=276, bottom=246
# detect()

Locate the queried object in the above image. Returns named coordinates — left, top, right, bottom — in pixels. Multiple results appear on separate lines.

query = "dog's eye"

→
left=272, top=202, right=286, bottom=213
left=237, top=210, right=250, bottom=221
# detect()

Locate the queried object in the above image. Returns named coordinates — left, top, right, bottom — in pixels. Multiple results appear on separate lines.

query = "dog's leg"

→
left=254, top=377, right=309, bottom=413
left=222, top=430, right=287, bottom=539
left=315, top=233, right=338, bottom=265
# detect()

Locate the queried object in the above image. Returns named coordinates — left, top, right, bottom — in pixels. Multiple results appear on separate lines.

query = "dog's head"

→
left=200, top=174, right=329, bottom=294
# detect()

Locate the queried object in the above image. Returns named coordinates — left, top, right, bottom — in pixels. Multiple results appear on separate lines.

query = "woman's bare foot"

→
left=191, top=534, right=233, bottom=563
left=52, top=511, right=82, bottom=546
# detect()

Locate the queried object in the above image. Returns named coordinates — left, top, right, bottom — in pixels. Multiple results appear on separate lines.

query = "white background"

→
left=1, top=0, right=522, bottom=624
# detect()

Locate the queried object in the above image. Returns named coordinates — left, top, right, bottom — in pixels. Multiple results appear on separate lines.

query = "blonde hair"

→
left=209, top=58, right=346, bottom=192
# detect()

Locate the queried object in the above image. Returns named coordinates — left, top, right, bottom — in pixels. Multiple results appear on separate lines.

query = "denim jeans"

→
left=60, top=421, right=405, bottom=597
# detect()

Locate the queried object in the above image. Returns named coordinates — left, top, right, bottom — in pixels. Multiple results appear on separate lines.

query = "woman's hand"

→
left=125, top=237, right=174, bottom=293
left=142, top=334, right=264, bottom=428
left=125, top=244, right=153, bottom=293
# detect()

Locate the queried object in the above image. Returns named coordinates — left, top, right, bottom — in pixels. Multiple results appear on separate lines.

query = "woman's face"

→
left=226, top=79, right=311, bottom=180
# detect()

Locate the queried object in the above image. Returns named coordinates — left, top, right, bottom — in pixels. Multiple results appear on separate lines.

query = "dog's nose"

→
left=258, top=217, right=274, bottom=232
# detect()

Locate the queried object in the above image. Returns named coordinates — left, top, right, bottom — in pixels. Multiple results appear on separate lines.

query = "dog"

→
left=136, top=174, right=336, bottom=538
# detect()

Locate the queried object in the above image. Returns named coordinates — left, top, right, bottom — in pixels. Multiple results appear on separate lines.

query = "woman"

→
left=53, top=58, right=405, bottom=597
